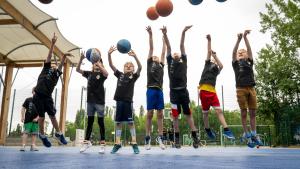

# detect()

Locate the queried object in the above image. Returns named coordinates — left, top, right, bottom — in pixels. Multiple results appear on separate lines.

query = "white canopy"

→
left=0, top=0, right=80, bottom=65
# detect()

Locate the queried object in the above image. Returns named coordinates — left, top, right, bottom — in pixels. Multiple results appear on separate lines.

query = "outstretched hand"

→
left=108, top=46, right=117, bottom=55
left=146, top=26, right=152, bottom=34
left=237, top=33, right=243, bottom=40
left=160, top=26, right=167, bottom=34
left=51, top=33, right=58, bottom=44
left=243, top=30, right=251, bottom=37
left=128, top=50, right=137, bottom=57
left=183, top=25, right=193, bottom=32
left=206, top=34, right=211, bottom=41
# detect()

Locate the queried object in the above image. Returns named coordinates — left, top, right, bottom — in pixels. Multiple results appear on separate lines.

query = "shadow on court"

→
left=0, top=146, right=299, bottom=169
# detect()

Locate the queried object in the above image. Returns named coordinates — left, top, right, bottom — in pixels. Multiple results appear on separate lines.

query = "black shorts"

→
left=170, top=88, right=190, bottom=104
left=171, top=103, right=192, bottom=117
left=33, top=93, right=56, bottom=118
left=115, top=101, right=134, bottom=123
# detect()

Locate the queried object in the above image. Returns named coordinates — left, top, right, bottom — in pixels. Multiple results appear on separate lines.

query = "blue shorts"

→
left=115, top=101, right=134, bottom=123
left=146, top=88, right=164, bottom=110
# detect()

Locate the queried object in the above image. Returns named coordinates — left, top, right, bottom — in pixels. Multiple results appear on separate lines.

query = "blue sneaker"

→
left=39, top=134, right=52, bottom=147
left=55, top=133, right=68, bottom=145
left=223, top=130, right=235, bottom=140
left=132, top=144, right=140, bottom=154
left=111, top=144, right=121, bottom=154
left=252, top=135, right=263, bottom=146
left=242, top=133, right=255, bottom=148
left=205, top=129, right=216, bottom=140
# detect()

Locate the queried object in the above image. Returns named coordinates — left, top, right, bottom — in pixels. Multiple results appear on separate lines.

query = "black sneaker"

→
left=111, top=144, right=122, bottom=154
left=192, top=135, right=200, bottom=149
left=39, top=134, right=51, bottom=147
left=175, top=137, right=181, bottom=149
left=55, top=133, right=68, bottom=145
left=144, top=135, right=151, bottom=150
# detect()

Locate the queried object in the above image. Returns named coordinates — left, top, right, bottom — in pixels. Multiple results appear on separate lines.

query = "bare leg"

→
left=185, top=114, right=197, bottom=131
left=215, top=109, right=228, bottom=128
left=22, top=133, right=28, bottom=146
left=49, top=115, right=60, bottom=133
left=241, top=109, right=248, bottom=133
left=38, top=117, right=45, bottom=135
left=128, top=123, right=137, bottom=144
left=31, top=134, right=37, bottom=145
left=202, top=111, right=210, bottom=129
left=157, top=110, right=164, bottom=136
left=249, top=109, right=256, bottom=132
left=146, top=110, right=154, bottom=136
left=173, top=117, right=179, bottom=133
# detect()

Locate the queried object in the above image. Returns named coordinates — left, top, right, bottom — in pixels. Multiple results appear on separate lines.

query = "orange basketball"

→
left=155, top=0, right=173, bottom=17
left=146, top=6, right=159, bottom=20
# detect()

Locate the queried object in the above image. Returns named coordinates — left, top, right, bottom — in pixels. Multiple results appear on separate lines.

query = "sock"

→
left=191, top=131, right=197, bottom=138
left=116, top=129, right=122, bottom=145
left=205, top=128, right=211, bottom=132
left=224, top=128, right=229, bottom=131
left=175, top=132, right=180, bottom=139
left=130, top=128, right=137, bottom=144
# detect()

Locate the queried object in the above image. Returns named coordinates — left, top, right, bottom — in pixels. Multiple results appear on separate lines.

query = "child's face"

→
left=172, top=52, right=181, bottom=61
left=237, top=49, right=248, bottom=60
left=152, top=56, right=160, bottom=63
left=124, top=62, right=134, bottom=74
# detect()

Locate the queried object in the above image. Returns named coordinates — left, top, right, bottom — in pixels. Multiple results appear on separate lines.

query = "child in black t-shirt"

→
left=199, top=34, right=235, bottom=141
left=145, top=26, right=166, bottom=150
left=160, top=25, right=200, bottom=149
left=20, top=88, right=39, bottom=152
left=108, top=46, right=142, bottom=154
left=33, top=33, right=72, bottom=148
left=77, top=51, right=108, bottom=153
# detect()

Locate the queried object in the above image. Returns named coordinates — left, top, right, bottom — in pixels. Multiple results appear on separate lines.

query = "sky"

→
left=2, top=0, right=273, bottom=130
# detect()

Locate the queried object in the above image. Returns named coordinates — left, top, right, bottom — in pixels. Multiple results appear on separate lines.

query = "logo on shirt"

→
left=96, top=75, right=100, bottom=79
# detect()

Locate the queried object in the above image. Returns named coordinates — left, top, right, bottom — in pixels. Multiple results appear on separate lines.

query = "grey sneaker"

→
left=30, top=145, right=39, bottom=151
left=20, top=145, right=26, bottom=151
left=156, top=136, right=166, bottom=150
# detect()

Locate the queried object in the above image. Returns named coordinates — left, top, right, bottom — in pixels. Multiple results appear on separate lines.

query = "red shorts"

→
left=199, top=90, right=221, bottom=112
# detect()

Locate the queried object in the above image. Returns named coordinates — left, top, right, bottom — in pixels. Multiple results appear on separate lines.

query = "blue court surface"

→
left=0, top=146, right=299, bottom=169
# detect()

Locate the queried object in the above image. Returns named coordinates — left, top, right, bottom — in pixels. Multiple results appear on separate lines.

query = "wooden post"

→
left=59, top=62, right=70, bottom=134
left=0, top=65, right=13, bottom=145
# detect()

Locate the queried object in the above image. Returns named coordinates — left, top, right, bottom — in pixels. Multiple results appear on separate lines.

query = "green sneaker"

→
left=111, top=144, right=121, bottom=154
left=132, top=144, right=140, bottom=154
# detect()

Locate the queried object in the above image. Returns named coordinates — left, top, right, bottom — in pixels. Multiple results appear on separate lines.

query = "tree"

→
left=256, top=0, right=300, bottom=145
left=139, top=105, right=145, bottom=117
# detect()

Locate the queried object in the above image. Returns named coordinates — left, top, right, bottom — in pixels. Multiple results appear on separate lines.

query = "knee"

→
left=215, top=109, right=223, bottom=115
left=240, top=109, right=247, bottom=118
left=147, top=111, right=154, bottom=119
left=157, top=111, right=163, bottom=119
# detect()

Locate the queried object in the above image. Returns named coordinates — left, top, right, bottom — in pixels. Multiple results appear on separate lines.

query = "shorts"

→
left=33, top=93, right=56, bottom=118
left=199, top=90, right=221, bottom=112
left=171, top=103, right=192, bottom=118
left=146, top=88, right=164, bottom=110
left=115, top=101, right=134, bottom=123
left=236, top=87, right=257, bottom=110
left=170, top=88, right=190, bottom=104
left=87, top=103, right=105, bottom=117
left=23, top=122, right=39, bottom=135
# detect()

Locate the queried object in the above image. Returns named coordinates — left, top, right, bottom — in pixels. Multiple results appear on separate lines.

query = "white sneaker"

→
left=156, top=136, right=166, bottom=150
left=20, top=145, right=26, bottom=151
left=99, top=144, right=105, bottom=154
left=145, top=136, right=151, bottom=150
left=80, top=140, right=92, bottom=153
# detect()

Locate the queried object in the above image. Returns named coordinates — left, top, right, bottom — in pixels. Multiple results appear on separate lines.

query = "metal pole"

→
left=0, top=66, right=3, bottom=92
left=8, top=89, right=16, bottom=136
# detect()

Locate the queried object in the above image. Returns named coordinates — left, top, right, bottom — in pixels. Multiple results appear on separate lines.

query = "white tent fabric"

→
left=0, top=0, right=80, bottom=64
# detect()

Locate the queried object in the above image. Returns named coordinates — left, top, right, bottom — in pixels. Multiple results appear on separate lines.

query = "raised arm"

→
left=160, top=26, right=171, bottom=56
left=211, top=51, right=223, bottom=71
left=180, top=25, right=192, bottom=56
left=46, top=33, right=57, bottom=63
left=76, top=51, right=85, bottom=74
left=146, top=26, right=153, bottom=59
left=160, top=37, right=166, bottom=64
left=128, top=49, right=142, bottom=74
left=206, top=34, right=212, bottom=61
left=95, top=61, right=109, bottom=77
left=108, top=46, right=117, bottom=72
left=232, top=33, right=243, bottom=61
left=243, top=30, right=253, bottom=60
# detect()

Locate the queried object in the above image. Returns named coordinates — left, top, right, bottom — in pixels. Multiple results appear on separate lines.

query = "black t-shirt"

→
left=167, top=54, right=187, bottom=89
left=22, top=97, right=38, bottom=124
left=232, top=59, right=256, bottom=87
left=199, top=60, right=221, bottom=87
left=113, top=70, right=139, bottom=102
left=35, top=62, right=62, bottom=97
left=83, top=71, right=107, bottom=104
left=147, top=58, right=164, bottom=89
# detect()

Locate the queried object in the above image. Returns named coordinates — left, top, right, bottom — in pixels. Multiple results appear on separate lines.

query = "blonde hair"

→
left=124, top=62, right=135, bottom=71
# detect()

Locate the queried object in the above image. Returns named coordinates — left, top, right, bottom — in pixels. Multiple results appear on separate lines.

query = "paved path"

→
left=0, top=146, right=299, bottom=169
